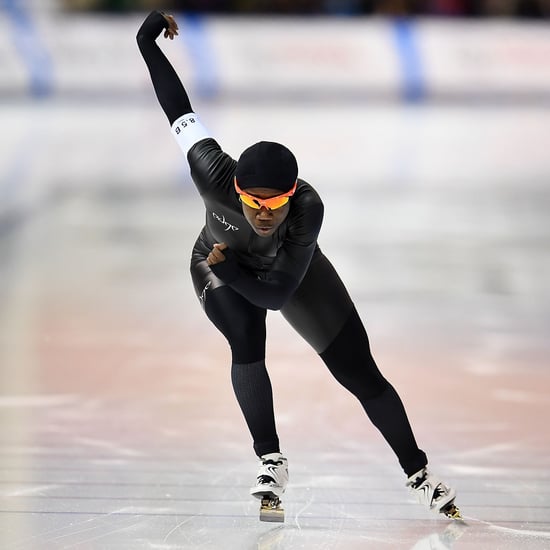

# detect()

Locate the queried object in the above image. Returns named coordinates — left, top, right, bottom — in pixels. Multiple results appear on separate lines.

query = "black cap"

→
left=235, top=141, right=298, bottom=192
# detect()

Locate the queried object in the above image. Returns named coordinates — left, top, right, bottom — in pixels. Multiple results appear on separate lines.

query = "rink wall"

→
left=1, top=10, right=550, bottom=101
left=1, top=10, right=550, bottom=221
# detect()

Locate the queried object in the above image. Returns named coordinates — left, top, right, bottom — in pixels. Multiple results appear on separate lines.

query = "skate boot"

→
left=406, top=467, right=462, bottom=519
left=250, top=452, right=288, bottom=523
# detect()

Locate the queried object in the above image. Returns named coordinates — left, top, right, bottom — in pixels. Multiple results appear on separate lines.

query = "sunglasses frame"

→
left=234, top=177, right=297, bottom=210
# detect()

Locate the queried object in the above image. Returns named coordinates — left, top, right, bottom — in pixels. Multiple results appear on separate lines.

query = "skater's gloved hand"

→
left=207, top=243, right=240, bottom=283
left=136, top=10, right=178, bottom=42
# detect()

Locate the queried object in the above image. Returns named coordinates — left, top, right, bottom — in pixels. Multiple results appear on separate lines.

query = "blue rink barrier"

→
left=392, top=18, right=426, bottom=102
left=0, top=12, right=549, bottom=100
left=2, top=0, right=54, bottom=97
left=179, top=13, right=220, bottom=99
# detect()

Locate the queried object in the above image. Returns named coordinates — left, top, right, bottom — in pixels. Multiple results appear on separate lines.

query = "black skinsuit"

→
left=138, top=11, right=427, bottom=475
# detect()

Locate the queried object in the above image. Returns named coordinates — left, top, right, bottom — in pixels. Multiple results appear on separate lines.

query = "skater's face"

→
left=239, top=186, right=291, bottom=237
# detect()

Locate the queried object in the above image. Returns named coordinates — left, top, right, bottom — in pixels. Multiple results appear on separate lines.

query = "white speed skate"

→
left=250, top=452, right=288, bottom=522
left=406, top=467, right=462, bottom=519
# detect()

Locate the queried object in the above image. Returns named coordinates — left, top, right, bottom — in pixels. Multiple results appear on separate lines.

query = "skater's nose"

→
left=256, top=207, right=273, bottom=219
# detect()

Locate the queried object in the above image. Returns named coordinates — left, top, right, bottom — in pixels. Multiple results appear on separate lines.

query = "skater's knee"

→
left=230, top=344, right=265, bottom=364
left=203, top=287, right=267, bottom=362
left=335, top=369, right=389, bottom=401
left=228, top=319, right=266, bottom=363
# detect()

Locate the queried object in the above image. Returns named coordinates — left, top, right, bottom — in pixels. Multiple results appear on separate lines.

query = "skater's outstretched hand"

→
left=161, top=13, right=178, bottom=40
left=137, top=10, right=179, bottom=42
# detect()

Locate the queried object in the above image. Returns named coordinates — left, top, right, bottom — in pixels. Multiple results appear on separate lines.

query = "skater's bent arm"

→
left=210, top=196, right=324, bottom=310
left=136, top=11, right=193, bottom=124
left=207, top=245, right=294, bottom=309
left=211, top=261, right=301, bottom=311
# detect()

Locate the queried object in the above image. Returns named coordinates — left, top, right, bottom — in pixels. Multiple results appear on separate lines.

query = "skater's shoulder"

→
left=294, top=179, right=323, bottom=207
left=187, top=138, right=237, bottom=191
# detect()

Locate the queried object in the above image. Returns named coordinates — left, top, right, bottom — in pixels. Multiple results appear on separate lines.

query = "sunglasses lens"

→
left=240, top=194, right=289, bottom=210
left=267, top=196, right=290, bottom=209
left=240, top=195, right=260, bottom=209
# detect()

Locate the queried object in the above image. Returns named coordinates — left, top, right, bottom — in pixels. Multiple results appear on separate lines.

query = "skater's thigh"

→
left=191, top=258, right=267, bottom=363
left=281, top=252, right=354, bottom=354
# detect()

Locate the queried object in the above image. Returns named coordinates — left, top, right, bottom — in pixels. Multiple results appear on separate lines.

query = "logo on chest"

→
left=212, top=211, right=240, bottom=232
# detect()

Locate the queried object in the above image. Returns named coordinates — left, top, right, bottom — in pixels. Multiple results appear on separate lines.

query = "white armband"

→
left=171, top=113, right=211, bottom=156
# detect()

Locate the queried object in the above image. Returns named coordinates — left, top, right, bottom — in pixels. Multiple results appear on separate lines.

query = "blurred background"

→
left=1, top=0, right=550, bottom=546
left=60, top=0, right=550, bottom=17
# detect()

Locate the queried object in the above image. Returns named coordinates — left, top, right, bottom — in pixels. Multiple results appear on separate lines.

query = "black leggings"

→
left=191, top=251, right=427, bottom=476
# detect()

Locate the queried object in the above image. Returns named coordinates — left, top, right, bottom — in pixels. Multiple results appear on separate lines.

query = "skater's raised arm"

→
left=136, top=10, right=192, bottom=125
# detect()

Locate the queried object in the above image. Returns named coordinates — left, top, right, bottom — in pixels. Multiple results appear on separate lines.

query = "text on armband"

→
left=174, top=117, right=196, bottom=134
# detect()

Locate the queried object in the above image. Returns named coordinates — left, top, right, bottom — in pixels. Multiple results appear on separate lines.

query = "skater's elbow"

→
left=136, top=32, right=150, bottom=48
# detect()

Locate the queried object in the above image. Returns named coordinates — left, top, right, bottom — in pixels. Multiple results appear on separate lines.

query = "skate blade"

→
left=442, top=501, right=463, bottom=520
left=260, top=496, right=285, bottom=523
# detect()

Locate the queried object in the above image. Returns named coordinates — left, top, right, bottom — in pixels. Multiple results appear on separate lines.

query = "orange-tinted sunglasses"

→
left=234, top=177, right=297, bottom=210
